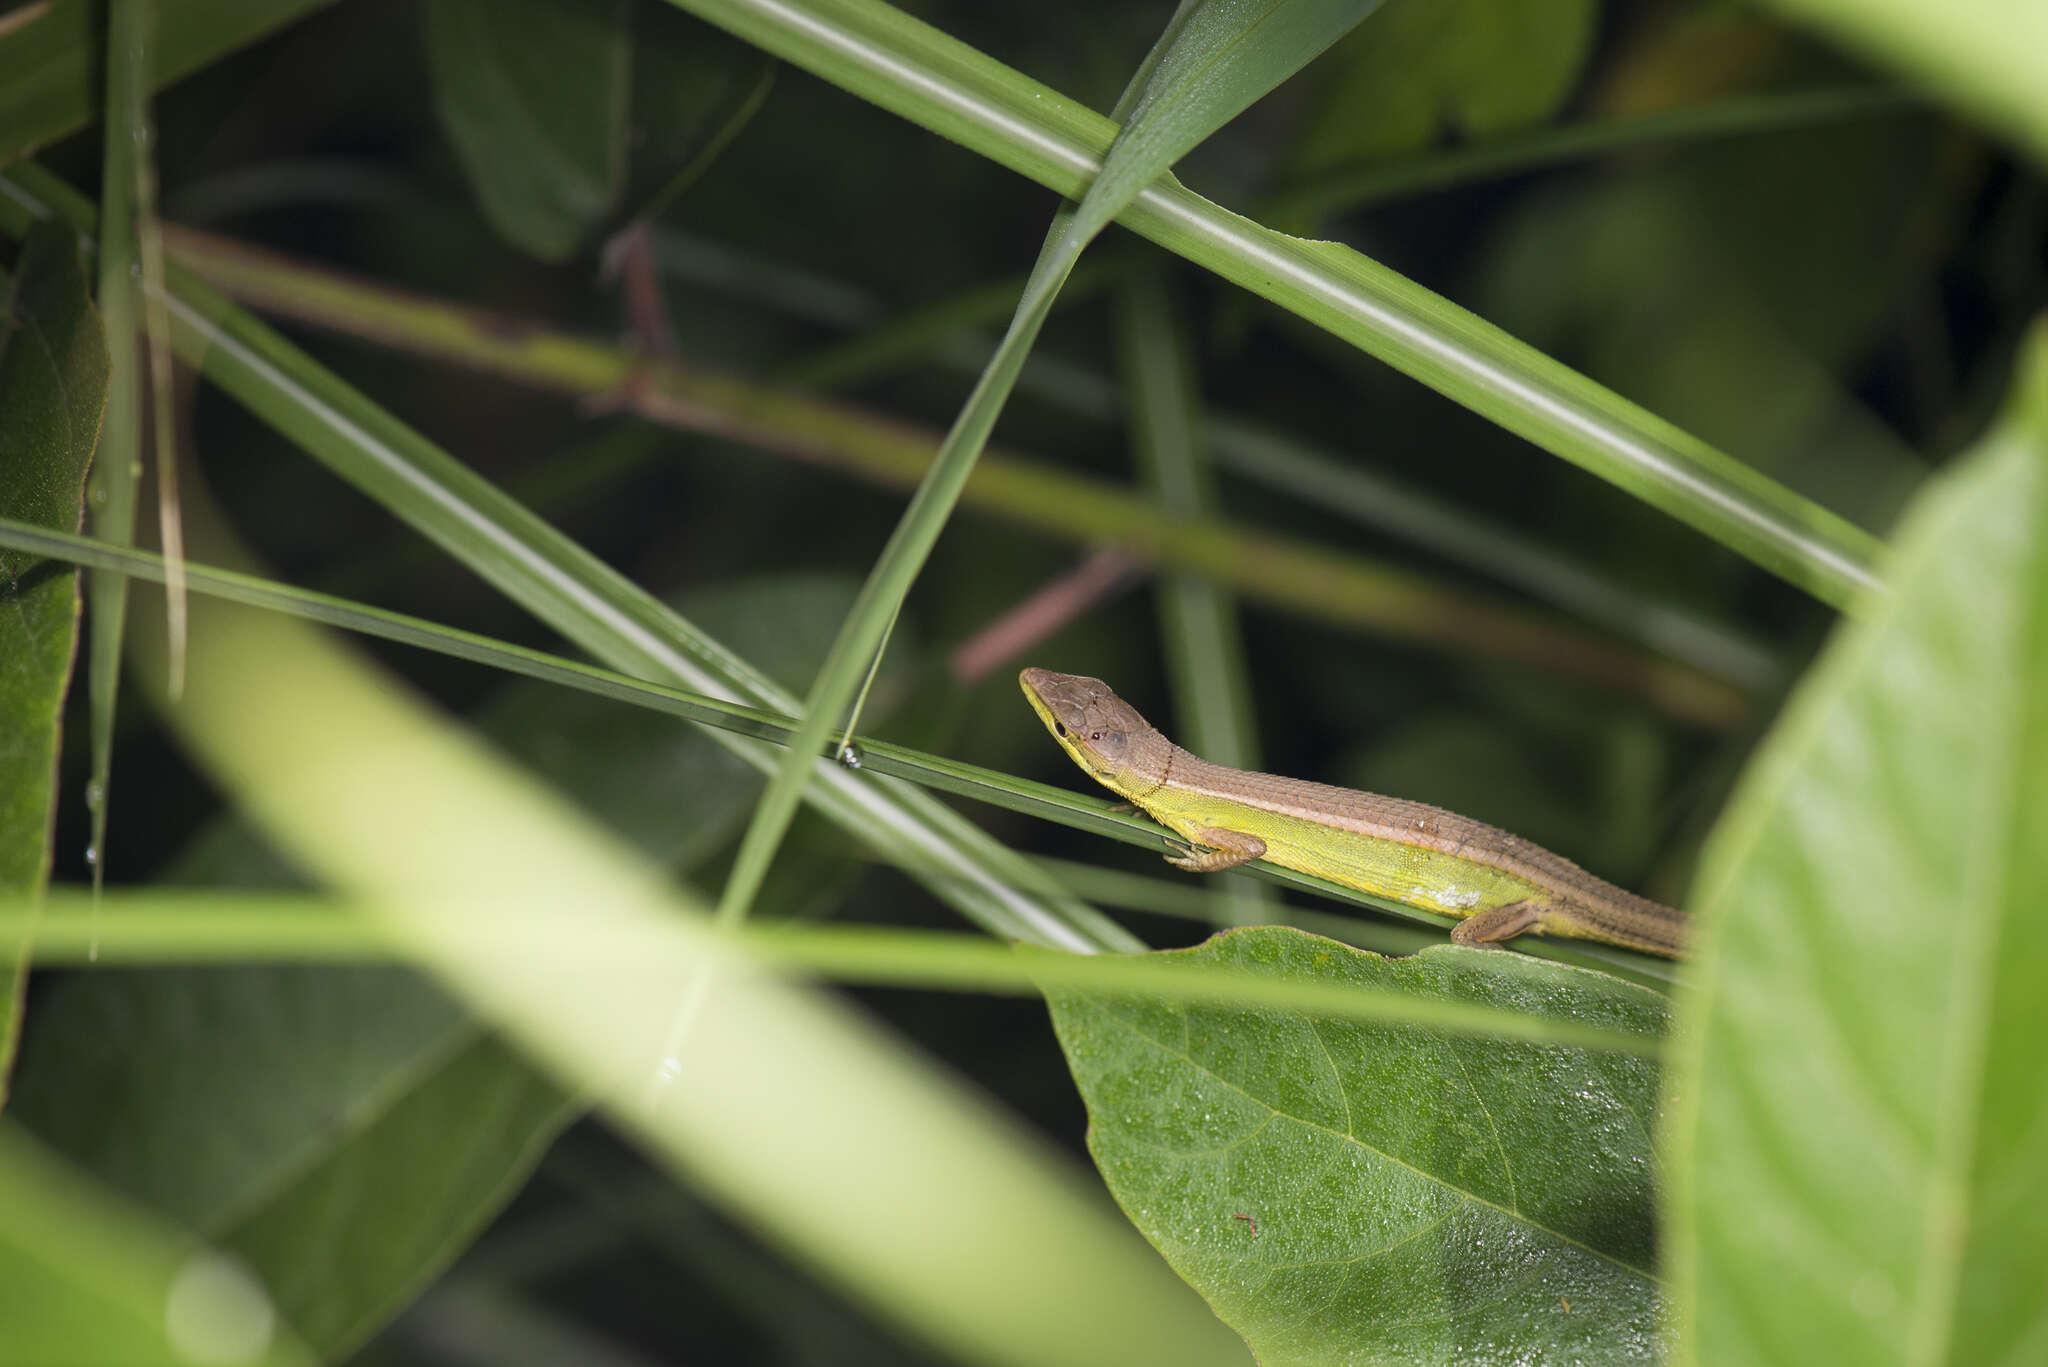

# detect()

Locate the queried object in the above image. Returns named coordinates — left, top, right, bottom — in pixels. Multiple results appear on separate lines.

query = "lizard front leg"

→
left=1166, top=827, right=1267, bottom=873
left=1450, top=899, right=1549, bottom=947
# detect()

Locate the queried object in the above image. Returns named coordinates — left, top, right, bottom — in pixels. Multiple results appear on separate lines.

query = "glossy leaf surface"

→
left=1047, top=927, right=1667, bottom=1364
left=0, top=221, right=105, bottom=1098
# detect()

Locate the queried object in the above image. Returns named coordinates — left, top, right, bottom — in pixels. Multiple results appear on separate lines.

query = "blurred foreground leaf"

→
left=1045, top=926, right=1667, bottom=1364
left=1668, top=329, right=2048, bottom=1362
left=11, top=572, right=903, bottom=1355
left=1756, top=0, right=2048, bottom=165
left=0, top=221, right=105, bottom=1099
left=0, top=1125, right=312, bottom=1366
left=12, top=965, right=573, bottom=1358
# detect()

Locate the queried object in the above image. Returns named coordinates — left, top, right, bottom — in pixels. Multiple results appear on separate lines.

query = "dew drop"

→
left=85, top=780, right=105, bottom=812
left=83, top=844, right=99, bottom=867
left=837, top=743, right=864, bottom=770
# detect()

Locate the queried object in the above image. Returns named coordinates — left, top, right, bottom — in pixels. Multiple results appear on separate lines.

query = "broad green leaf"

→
left=0, top=0, right=338, bottom=171
left=715, top=0, right=1385, bottom=925
left=1045, top=926, right=1667, bottom=1365
left=1755, top=0, right=2048, bottom=166
left=1286, top=0, right=1598, bottom=185
left=0, top=1125, right=312, bottom=1367
left=1666, top=328, right=2048, bottom=1364
left=9, top=572, right=897, bottom=1355
left=0, top=220, right=106, bottom=1099
left=425, top=0, right=630, bottom=261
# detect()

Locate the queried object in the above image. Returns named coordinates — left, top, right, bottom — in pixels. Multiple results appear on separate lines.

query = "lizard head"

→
left=1018, top=667, right=1160, bottom=794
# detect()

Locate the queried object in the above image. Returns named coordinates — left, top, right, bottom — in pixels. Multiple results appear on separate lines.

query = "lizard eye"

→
left=1090, top=731, right=1102, bottom=741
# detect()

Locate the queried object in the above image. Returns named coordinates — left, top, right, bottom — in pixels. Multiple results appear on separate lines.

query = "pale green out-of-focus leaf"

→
left=1667, top=325, right=2048, bottom=1365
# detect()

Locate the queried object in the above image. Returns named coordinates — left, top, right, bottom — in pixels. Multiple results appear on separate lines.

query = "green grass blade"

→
left=1201, top=414, right=1786, bottom=691
left=0, top=160, right=1133, bottom=955
left=1029, top=855, right=1441, bottom=956
left=1262, top=84, right=1915, bottom=223
left=142, top=223, right=1757, bottom=723
left=712, top=0, right=1396, bottom=926
left=0, top=517, right=1676, bottom=985
left=785, top=90, right=1909, bottom=396
left=9, top=894, right=1659, bottom=1056
left=1116, top=270, right=1271, bottom=925
left=772, top=257, right=1779, bottom=693
left=668, top=0, right=1885, bottom=608
left=84, top=0, right=148, bottom=894
left=1116, top=272, right=1261, bottom=772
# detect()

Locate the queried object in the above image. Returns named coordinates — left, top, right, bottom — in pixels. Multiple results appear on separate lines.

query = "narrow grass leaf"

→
left=0, top=516, right=1680, bottom=985
left=1117, top=270, right=1270, bottom=924
left=1045, top=926, right=1667, bottom=1364
left=1263, top=84, right=1913, bottom=224
left=85, top=0, right=149, bottom=897
left=666, top=0, right=1883, bottom=607
left=6, top=896, right=1660, bottom=1057
left=0, top=221, right=105, bottom=1098
left=0, top=160, right=1134, bottom=954
left=136, top=221, right=1757, bottom=724
left=712, top=0, right=1388, bottom=925
left=1665, top=327, right=2048, bottom=1364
